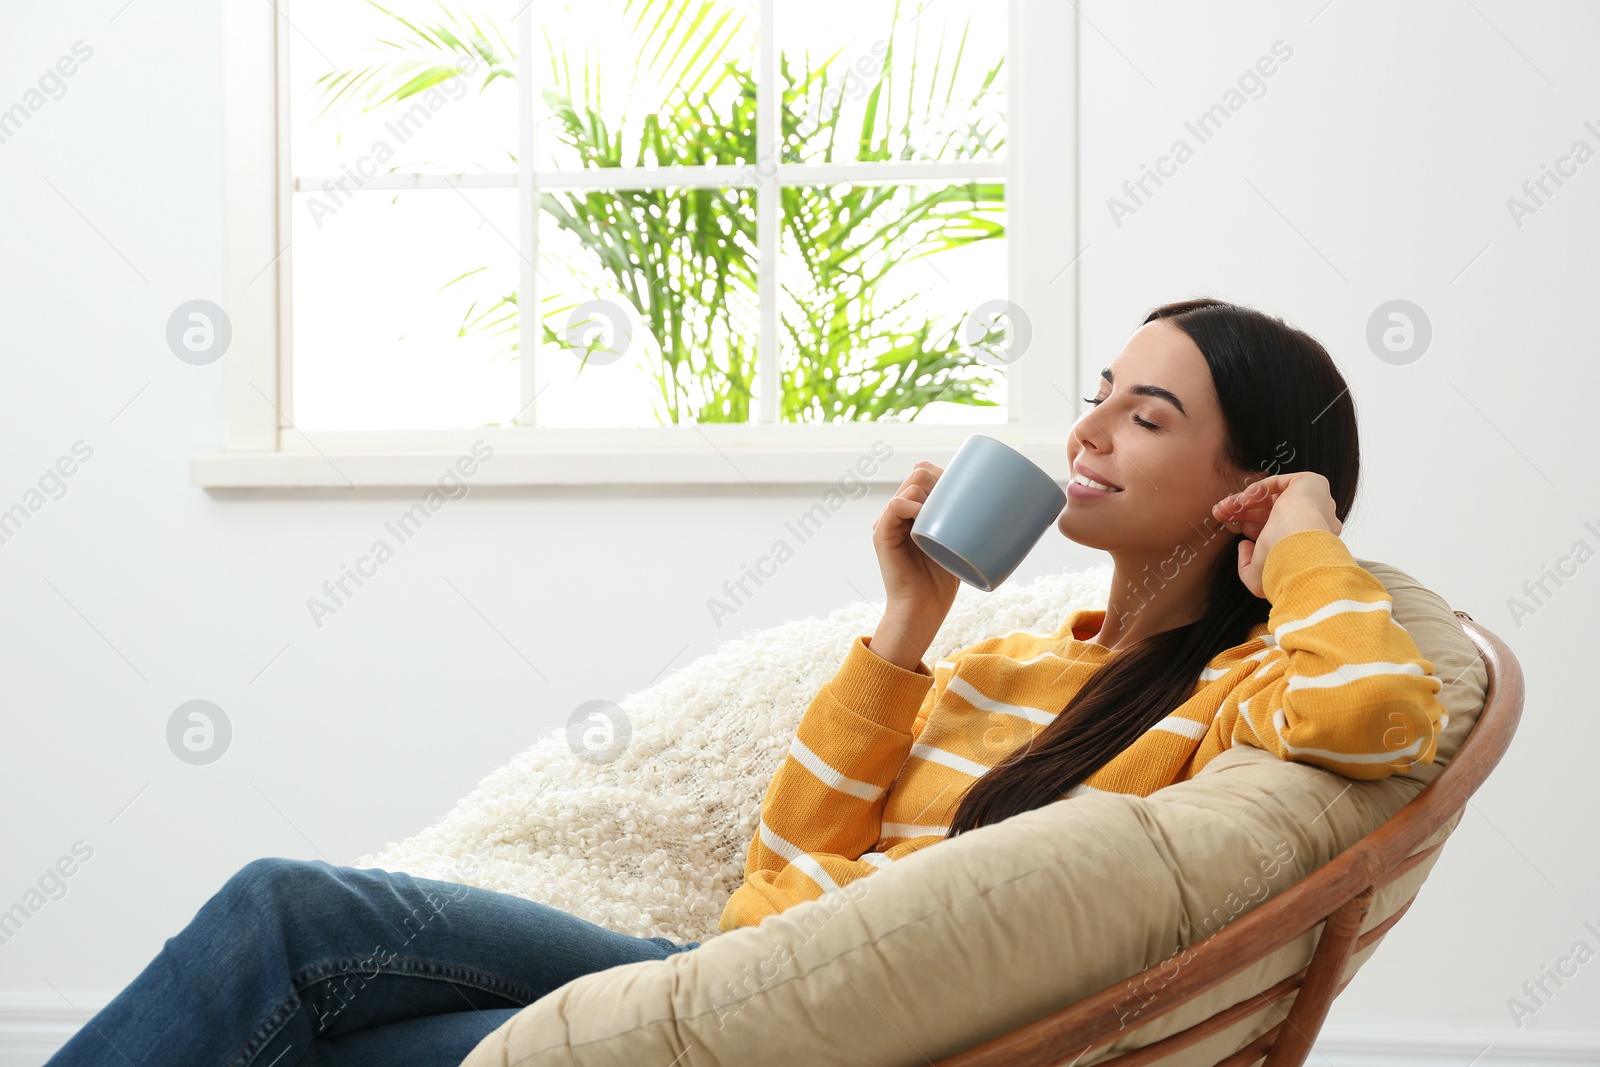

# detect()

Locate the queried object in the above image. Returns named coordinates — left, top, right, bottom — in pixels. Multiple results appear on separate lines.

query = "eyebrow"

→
left=1101, top=368, right=1188, bottom=417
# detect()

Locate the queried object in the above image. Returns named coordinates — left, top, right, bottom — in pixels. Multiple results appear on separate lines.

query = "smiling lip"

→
left=1067, top=478, right=1120, bottom=500
left=1071, top=462, right=1123, bottom=493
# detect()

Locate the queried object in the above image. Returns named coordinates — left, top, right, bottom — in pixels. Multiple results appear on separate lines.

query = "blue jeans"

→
left=45, top=857, right=702, bottom=1067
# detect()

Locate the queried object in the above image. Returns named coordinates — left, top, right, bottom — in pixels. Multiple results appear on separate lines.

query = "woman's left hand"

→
left=1211, top=472, right=1342, bottom=598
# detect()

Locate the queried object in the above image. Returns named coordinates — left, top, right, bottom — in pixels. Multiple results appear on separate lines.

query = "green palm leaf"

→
left=311, top=0, right=1006, bottom=424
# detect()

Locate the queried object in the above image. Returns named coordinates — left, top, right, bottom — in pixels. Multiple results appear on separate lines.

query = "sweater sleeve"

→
left=1217, top=527, right=1449, bottom=779
left=718, top=634, right=943, bottom=931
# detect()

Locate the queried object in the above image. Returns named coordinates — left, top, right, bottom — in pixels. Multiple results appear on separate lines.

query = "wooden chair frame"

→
left=933, top=612, right=1524, bottom=1067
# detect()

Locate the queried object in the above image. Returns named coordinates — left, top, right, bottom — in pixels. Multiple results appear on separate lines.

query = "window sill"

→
left=190, top=435, right=1072, bottom=489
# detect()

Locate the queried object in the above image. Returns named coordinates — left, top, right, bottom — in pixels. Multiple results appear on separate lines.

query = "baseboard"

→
left=1, top=994, right=88, bottom=1067
left=3, top=994, right=1595, bottom=1066
left=1308, top=1024, right=1599, bottom=1066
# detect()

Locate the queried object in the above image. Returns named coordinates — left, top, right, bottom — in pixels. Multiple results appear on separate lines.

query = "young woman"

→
left=46, top=298, right=1447, bottom=1066
left=719, top=296, right=1447, bottom=929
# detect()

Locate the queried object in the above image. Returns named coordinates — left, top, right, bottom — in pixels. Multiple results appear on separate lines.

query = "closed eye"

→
left=1082, top=395, right=1161, bottom=430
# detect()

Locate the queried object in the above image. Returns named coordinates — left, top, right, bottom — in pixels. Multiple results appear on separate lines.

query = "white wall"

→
left=1, top=0, right=1595, bottom=1057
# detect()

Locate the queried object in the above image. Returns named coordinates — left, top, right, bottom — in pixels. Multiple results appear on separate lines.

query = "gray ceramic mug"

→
left=909, top=433, right=1069, bottom=592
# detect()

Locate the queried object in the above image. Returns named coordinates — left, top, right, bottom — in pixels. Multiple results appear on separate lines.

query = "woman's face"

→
left=1057, top=319, right=1256, bottom=553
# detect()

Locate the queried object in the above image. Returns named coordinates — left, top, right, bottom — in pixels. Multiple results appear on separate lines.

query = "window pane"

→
left=779, top=181, right=1007, bottom=423
left=283, top=0, right=1011, bottom=433
left=781, top=0, right=1006, bottom=165
left=291, top=189, right=521, bottom=430
left=534, top=186, right=760, bottom=427
left=289, top=0, right=518, bottom=178
left=532, top=1, right=759, bottom=172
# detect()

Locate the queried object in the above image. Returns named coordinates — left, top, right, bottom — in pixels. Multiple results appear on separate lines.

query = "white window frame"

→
left=196, top=0, right=1078, bottom=488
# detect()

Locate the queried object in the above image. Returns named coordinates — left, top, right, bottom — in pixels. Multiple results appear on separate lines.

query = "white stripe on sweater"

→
left=909, top=742, right=992, bottom=778
left=759, top=817, right=842, bottom=892
left=787, top=736, right=885, bottom=801
left=946, top=675, right=1056, bottom=726
left=881, top=821, right=949, bottom=839
left=1199, top=646, right=1273, bottom=681
left=860, top=852, right=895, bottom=868
left=1272, top=597, right=1391, bottom=641
left=1271, top=706, right=1432, bottom=764
left=1285, top=660, right=1442, bottom=692
left=1146, top=714, right=1209, bottom=741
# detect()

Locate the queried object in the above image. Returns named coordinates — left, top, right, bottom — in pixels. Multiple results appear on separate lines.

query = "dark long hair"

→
left=944, top=298, right=1362, bottom=838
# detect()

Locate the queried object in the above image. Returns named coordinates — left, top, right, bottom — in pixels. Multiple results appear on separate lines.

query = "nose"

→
left=1071, top=405, right=1109, bottom=456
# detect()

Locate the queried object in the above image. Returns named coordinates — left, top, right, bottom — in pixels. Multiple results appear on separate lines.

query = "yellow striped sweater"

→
left=719, top=528, right=1449, bottom=931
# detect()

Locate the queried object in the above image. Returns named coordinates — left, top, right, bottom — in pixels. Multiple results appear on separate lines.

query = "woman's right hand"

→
left=872, top=461, right=963, bottom=629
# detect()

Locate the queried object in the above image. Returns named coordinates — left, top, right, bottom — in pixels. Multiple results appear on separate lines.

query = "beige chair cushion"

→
left=459, top=558, right=1487, bottom=1066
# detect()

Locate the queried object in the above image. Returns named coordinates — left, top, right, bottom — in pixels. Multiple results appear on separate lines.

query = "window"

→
left=199, top=0, right=1077, bottom=486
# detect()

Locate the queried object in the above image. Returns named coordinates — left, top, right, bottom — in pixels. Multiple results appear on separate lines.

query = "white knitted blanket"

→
left=352, top=563, right=1114, bottom=943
